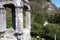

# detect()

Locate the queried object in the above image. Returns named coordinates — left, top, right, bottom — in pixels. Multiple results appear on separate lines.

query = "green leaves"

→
left=48, top=13, right=60, bottom=24
left=31, top=12, right=47, bottom=36
left=6, top=8, right=12, bottom=28
left=31, top=11, right=60, bottom=40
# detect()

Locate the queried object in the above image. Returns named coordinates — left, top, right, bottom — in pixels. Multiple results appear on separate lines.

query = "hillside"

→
left=29, top=0, right=59, bottom=15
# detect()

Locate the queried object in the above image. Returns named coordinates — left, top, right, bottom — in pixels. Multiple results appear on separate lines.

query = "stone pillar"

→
left=26, top=11, right=31, bottom=29
left=24, top=2, right=31, bottom=40
left=14, top=0, right=24, bottom=40
left=14, top=0, right=23, bottom=32
left=25, top=10, right=31, bottom=33
left=25, top=10, right=31, bottom=40
left=22, top=8, right=31, bottom=40
left=0, top=7, right=6, bottom=32
left=15, top=6, right=23, bottom=33
left=15, top=7, right=23, bottom=40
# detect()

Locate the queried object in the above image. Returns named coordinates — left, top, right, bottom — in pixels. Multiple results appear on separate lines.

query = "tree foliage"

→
left=31, top=11, right=60, bottom=40
left=48, top=13, right=60, bottom=24
left=31, top=12, right=47, bottom=36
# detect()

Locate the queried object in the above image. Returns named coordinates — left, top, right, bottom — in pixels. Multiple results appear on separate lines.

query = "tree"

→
left=41, top=23, right=60, bottom=40
left=48, top=13, right=60, bottom=24
left=31, top=12, right=47, bottom=36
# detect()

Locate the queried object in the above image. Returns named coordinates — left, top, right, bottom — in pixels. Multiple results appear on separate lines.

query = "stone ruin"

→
left=0, top=0, right=31, bottom=40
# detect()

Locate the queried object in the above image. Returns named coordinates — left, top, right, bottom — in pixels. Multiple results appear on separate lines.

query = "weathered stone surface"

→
left=23, top=11, right=31, bottom=40
left=1, top=28, right=17, bottom=40
left=15, top=8, right=23, bottom=33
left=0, top=9, right=6, bottom=32
left=0, top=38, right=17, bottom=40
left=0, top=0, right=31, bottom=40
left=15, top=7, right=24, bottom=40
left=23, top=28, right=31, bottom=40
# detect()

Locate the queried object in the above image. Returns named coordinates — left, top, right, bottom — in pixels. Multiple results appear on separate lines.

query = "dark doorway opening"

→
left=3, top=4, right=16, bottom=30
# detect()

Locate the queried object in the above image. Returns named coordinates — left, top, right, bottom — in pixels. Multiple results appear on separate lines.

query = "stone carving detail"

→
left=0, top=0, right=31, bottom=40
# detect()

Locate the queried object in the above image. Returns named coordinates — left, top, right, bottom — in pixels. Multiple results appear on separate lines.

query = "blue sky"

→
left=51, top=0, right=60, bottom=8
